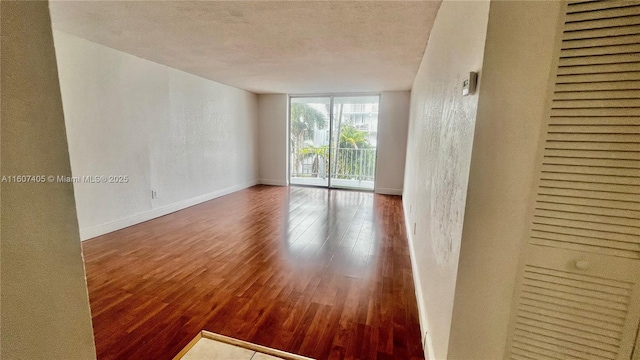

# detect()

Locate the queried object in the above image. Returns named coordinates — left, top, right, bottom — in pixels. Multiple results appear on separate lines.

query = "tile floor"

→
left=181, top=337, right=284, bottom=360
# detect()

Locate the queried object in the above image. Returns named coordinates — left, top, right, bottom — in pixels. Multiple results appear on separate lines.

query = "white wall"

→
left=1, top=2, right=96, bottom=358
left=53, top=31, right=259, bottom=240
left=448, top=2, right=564, bottom=359
left=256, top=92, right=409, bottom=192
left=375, top=91, right=410, bottom=195
left=402, top=1, right=490, bottom=358
left=258, top=94, right=288, bottom=186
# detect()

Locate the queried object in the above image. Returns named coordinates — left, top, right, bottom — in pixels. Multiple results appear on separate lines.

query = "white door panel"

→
left=505, top=1, right=640, bottom=359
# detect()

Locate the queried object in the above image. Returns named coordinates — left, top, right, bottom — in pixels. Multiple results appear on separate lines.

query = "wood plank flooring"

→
left=82, top=185, right=424, bottom=360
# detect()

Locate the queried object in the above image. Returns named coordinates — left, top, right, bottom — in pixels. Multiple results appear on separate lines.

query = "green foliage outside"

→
left=290, top=102, right=327, bottom=151
left=291, top=103, right=375, bottom=181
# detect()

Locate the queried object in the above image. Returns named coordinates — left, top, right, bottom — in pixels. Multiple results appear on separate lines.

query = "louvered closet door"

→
left=506, top=1, right=640, bottom=359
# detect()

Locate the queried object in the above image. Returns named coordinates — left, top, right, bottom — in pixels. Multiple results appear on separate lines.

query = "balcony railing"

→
left=291, top=147, right=376, bottom=182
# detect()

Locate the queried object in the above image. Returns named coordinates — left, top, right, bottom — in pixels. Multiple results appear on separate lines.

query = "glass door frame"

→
left=287, top=93, right=381, bottom=191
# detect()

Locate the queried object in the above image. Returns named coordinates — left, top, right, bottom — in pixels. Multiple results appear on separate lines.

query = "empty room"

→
left=2, top=1, right=640, bottom=360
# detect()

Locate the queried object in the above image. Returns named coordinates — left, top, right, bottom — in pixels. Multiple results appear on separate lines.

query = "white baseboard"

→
left=259, top=179, right=287, bottom=186
left=80, top=179, right=259, bottom=240
left=375, top=187, right=403, bottom=195
left=403, top=199, right=434, bottom=360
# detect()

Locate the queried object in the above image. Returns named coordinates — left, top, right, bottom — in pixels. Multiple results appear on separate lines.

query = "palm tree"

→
left=339, top=125, right=368, bottom=149
left=299, top=146, right=329, bottom=178
left=290, top=103, right=327, bottom=176
left=334, top=125, right=373, bottom=180
left=290, top=103, right=327, bottom=150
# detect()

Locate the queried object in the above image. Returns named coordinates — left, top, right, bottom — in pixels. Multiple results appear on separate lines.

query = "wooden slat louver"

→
left=506, top=1, right=640, bottom=359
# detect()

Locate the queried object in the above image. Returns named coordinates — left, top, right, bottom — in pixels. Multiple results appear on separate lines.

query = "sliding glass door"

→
left=289, top=97, right=331, bottom=187
left=289, top=95, right=379, bottom=191
left=330, top=96, right=379, bottom=190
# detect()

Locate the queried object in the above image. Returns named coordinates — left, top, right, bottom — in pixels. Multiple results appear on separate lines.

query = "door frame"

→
left=287, top=93, right=381, bottom=191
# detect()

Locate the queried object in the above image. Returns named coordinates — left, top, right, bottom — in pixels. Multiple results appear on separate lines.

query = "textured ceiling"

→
left=49, top=1, right=441, bottom=94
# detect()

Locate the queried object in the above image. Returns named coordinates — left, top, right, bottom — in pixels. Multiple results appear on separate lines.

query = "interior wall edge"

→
left=376, top=91, right=411, bottom=194
left=447, top=1, right=565, bottom=358
left=1, top=1, right=97, bottom=358
left=54, top=30, right=260, bottom=237
left=401, top=1, right=491, bottom=357
left=403, top=198, right=434, bottom=360
left=257, top=94, right=289, bottom=186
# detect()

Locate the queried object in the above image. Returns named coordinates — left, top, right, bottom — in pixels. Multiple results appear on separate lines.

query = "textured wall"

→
left=402, top=1, right=490, bottom=358
left=1, top=2, right=96, bottom=358
left=448, top=2, right=564, bottom=359
left=53, top=31, right=259, bottom=239
left=376, top=91, right=410, bottom=195
left=258, top=94, right=288, bottom=186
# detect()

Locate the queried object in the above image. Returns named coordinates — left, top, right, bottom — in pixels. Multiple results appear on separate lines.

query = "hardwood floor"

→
left=82, top=185, right=424, bottom=360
